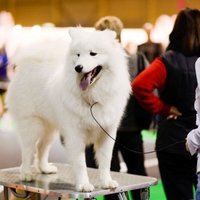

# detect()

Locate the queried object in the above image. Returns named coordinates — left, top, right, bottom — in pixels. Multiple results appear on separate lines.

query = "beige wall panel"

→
left=186, top=0, right=200, bottom=10
left=156, top=1, right=178, bottom=17
left=14, top=0, right=52, bottom=26
left=0, top=0, right=200, bottom=27
left=107, top=0, right=148, bottom=27
left=59, top=0, right=98, bottom=27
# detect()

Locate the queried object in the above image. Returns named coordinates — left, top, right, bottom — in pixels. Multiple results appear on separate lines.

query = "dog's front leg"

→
left=62, top=133, right=94, bottom=192
left=72, top=151, right=94, bottom=192
left=95, top=130, right=119, bottom=189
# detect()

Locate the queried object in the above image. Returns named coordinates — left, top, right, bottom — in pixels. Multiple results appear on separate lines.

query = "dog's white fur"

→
left=6, top=28, right=131, bottom=192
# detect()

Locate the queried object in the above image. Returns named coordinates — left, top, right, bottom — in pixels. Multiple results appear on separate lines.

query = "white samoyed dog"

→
left=6, top=28, right=131, bottom=192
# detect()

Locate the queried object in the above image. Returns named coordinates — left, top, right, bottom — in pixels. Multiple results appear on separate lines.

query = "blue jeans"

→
left=196, top=174, right=200, bottom=200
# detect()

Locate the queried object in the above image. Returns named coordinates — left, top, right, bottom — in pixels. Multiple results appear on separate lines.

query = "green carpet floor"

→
left=149, top=180, right=166, bottom=200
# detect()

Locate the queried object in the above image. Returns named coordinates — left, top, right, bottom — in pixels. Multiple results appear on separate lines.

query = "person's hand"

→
left=166, top=106, right=182, bottom=120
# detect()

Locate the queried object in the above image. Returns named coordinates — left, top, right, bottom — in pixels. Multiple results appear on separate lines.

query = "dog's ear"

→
left=103, top=29, right=117, bottom=40
left=68, top=27, right=83, bottom=40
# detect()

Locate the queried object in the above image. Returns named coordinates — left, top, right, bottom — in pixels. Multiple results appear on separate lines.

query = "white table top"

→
left=0, top=163, right=157, bottom=199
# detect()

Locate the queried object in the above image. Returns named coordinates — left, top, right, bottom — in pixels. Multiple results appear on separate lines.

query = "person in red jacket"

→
left=132, top=8, right=200, bottom=200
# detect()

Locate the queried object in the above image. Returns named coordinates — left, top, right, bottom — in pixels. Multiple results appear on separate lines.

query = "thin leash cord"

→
left=90, top=102, right=185, bottom=155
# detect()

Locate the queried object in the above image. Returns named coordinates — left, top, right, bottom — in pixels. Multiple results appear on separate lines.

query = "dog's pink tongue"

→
left=80, top=72, right=92, bottom=91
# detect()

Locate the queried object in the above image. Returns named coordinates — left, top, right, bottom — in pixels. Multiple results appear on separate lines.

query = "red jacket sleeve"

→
left=131, top=57, right=171, bottom=116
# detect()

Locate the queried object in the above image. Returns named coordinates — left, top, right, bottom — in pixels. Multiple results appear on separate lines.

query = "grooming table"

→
left=0, top=163, right=157, bottom=200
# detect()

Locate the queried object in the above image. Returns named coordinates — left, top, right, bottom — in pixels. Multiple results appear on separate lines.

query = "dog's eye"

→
left=77, top=53, right=80, bottom=57
left=90, top=52, right=97, bottom=56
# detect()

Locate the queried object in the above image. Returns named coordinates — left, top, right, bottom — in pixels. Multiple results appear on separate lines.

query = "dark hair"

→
left=167, top=8, right=200, bottom=56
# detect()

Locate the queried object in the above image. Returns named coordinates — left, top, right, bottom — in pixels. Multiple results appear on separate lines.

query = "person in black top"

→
left=86, top=15, right=152, bottom=200
left=132, top=8, right=200, bottom=200
left=138, top=22, right=163, bottom=63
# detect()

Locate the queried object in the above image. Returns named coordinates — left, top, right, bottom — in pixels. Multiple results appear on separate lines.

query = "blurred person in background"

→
left=132, top=8, right=200, bottom=200
left=0, top=11, right=15, bottom=118
left=86, top=15, right=152, bottom=200
left=138, top=22, right=163, bottom=63
left=0, top=45, right=9, bottom=117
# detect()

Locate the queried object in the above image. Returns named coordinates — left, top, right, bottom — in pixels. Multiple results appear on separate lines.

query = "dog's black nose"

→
left=75, top=65, right=83, bottom=73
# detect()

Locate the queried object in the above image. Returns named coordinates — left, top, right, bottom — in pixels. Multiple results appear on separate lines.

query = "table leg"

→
left=140, top=188, right=150, bottom=200
left=4, top=186, right=9, bottom=200
left=7, top=188, right=41, bottom=200
left=118, top=192, right=128, bottom=200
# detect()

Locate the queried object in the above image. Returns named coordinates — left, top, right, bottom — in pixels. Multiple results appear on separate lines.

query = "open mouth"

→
left=79, top=65, right=102, bottom=91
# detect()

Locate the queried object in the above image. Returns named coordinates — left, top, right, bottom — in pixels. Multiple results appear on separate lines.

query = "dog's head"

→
left=68, top=28, right=118, bottom=91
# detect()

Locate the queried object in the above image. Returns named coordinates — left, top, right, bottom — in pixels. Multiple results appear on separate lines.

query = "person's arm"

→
left=186, top=128, right=200, bottom=155
left=132, top=57, right=182, bottom=118
left=186, top=86, right=200, bottom=155
left=132, top=57, right=173, bottom=116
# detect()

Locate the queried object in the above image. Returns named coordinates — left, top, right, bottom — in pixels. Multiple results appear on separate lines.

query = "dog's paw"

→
left=76, top=183, right=94, bottom=192
left=21, top=173, right=34, bottom=182
left=41, top=164, right=58, bottom=174
left=101, top=179, right=119, bottom=189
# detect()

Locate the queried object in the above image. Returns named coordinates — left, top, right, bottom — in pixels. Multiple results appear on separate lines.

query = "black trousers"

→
left=86, top=130, right=147, bottom=200
left=157, top=151, right=197, bottom=200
